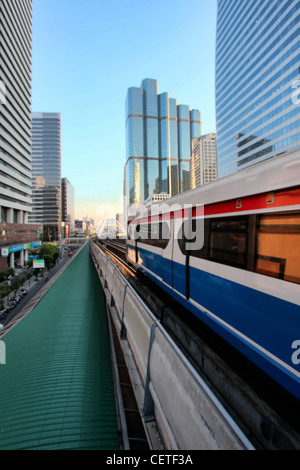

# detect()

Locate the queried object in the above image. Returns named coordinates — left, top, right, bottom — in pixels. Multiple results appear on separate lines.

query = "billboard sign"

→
left=1, top=248, right=9, bottom=258
left=33, top=259, right=45, bottom=269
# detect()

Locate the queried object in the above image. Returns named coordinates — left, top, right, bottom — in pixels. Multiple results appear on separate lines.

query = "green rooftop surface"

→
left=0, top=243, right=119, bottom=450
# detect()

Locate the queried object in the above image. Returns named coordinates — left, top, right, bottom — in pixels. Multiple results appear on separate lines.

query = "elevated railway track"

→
left=95, top=238, right=300, bottom=450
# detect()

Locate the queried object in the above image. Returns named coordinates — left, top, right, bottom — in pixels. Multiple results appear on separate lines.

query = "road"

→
left=1, top=252, right=74, bottom=328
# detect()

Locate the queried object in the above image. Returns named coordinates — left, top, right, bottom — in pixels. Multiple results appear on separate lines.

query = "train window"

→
left=255, top=213, right=300, bottom=284
left=127, top=223, right=136, bottom=241
left=138, top=222, right=170, bottom=250
left=178, top=219, right=207, bottom=258
left=148, top=222, right=160, bottom=241
left=138, top=224, right=148, bottom=243
left=209, top=217, right=248, bottom=268
left=177, top=223, right=186, bottom=255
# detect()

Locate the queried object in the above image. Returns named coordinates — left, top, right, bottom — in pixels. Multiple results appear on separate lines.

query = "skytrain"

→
left=126, top=149, right=300, bottom=400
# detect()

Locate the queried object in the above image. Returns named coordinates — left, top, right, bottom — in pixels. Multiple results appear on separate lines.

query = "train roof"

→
left=157, top=148, right=300, bottom=210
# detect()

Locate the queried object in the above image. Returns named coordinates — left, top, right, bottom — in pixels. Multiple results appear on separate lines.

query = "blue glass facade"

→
left=178, top=105, right=191, bottom=194
left=126, top=87, right=145, bottom=204
left=216, top=0, right=300, bottom=178
left=160, top=93, right=179, bottom=196
left=142, top=79, right=160, bottom=198
left=125, top=79, right=201, bottom=205
left=29, top=113, right=61, bottom=241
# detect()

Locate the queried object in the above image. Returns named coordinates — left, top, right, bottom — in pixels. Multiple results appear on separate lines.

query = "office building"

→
left=216, top=0, right=300, bottom=178
left=61, top=177, right=75, bottom=238
left=29, top=113, right=61, bottom=242
left=0, top=0, right=41, bottom=271
left=191, top=133, right=217, bottom=188
left=125, top=79, right=201, bottom=206
left=74, top=220, right=86, bottom=236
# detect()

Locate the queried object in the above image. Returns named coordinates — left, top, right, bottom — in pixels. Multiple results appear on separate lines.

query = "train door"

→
left=162, top=212, right=174, bottom=288
left=172, top=210, right=189, bottom=298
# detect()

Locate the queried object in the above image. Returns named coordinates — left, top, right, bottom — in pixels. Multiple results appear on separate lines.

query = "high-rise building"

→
left=29, top=113, right=61, bottom=242
left=0, top=0, right=41, bottom=271
left=216, top=0, right=300, bottom=178
left=61, top=177, right=75, bottom=238
left=191, top=133, right=217, bottom=188
left=125, top=79, right=201, bottom=206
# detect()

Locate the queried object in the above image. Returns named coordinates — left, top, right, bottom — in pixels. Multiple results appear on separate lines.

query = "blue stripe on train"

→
left=134, top=245, right=300, bottom=399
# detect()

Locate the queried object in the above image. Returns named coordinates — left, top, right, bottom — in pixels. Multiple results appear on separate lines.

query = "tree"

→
left=34, top=268, right=41, bottom=281
left=0, top=282, right=12, bottom=309
left=38, top=244, right=59, bottom=268
left=12, top=276, right=22, bottom=296
left=0, top=268, right=15, bottom=282
left=42, top=254, right=53, bottom=269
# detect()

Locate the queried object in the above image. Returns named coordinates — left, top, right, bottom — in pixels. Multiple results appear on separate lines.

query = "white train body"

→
left=127, top=149, right=300, bottom=400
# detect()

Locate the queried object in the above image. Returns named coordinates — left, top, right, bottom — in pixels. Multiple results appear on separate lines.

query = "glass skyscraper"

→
left=29, top=113, right=61, bottom=242
left=216, top=0, right=300, bottom=178
left=125, top=79, right=201, bottom=206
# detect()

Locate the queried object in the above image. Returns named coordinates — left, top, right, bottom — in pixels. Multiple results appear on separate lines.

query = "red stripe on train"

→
left=203, top=187, right=300, bottom=216
left=128, top=187, right=300, bottom=224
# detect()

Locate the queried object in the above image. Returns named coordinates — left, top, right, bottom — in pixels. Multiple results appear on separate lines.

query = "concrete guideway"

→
left=0, top=243, right=119, bottom=450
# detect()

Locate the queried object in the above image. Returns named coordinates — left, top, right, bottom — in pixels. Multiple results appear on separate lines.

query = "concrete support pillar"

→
left=19, top=250, right=24, bottom=268
left=10, top=252, right=15, bottom=269
left=17, top=210, right=23, bottom=224
left=7, top=208, right=13, bottom=223
left=24, top=212, right=28, bottom=224
left=24, top=250, right=29, bottom=263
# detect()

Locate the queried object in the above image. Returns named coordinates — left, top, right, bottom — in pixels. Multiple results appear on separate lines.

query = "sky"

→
left=31, top=0, right=218, bottom=222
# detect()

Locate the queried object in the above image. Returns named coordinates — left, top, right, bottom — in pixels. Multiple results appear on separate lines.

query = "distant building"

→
left=125, top=79, right=201, bottom=207
left=61, top=178, right=75, bottom=238
left=216, top=0, right=300, bottom=177
left=191, top=134, right=217, bottom=188
left=74, top=220, right=86, bottom=235
left=29, top=113, right=61, bottom=242
left=0, top=0, right=41, bottom=271
left=145, top=193, right=171, bottom=206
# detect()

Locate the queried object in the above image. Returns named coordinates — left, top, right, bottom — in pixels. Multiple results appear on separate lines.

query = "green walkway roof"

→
left=0, top=243, right=119, bottom=450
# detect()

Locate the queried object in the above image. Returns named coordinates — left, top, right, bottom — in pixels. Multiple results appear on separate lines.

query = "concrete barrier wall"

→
left=90, top=241, right=254, bottom=451
left=122, top=288, right=155, bottom=386
left=149, top=326, right=251, bottom=450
